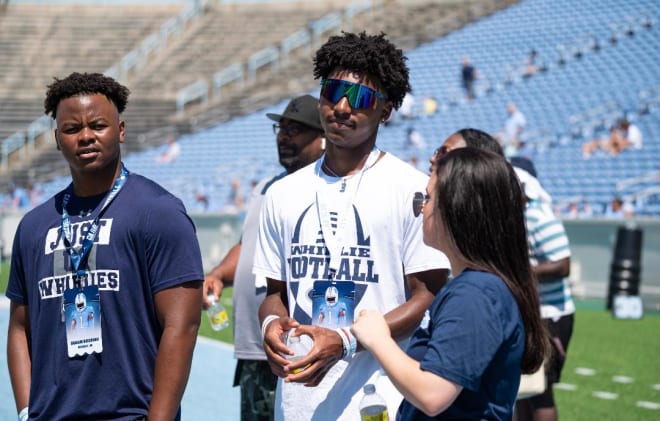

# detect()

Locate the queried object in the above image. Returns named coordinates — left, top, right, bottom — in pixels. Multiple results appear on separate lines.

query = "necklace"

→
left=322, top=160, right=352, bottom=192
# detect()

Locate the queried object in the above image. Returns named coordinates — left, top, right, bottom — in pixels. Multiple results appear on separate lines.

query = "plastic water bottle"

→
left=359, top=383, right=389, bottom=421
left=207, top=294, right=229, bottom=331
left=283, top=329, right=313, bottom=373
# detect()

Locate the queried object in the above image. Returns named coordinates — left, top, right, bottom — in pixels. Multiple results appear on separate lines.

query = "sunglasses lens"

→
left=353, top=84, right=376, bottom=108
left=320, top=79, right=379, bottom=109
left=320, top=79, right=344, bottom=103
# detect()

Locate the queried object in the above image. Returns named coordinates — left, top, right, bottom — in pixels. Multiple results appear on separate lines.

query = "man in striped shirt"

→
left=514, top=157, right=575, bottom=421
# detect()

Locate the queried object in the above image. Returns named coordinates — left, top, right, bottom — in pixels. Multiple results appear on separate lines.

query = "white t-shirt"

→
left=233, top=173, right=286, bottom=360
left=626, top=124, right=643, bottom=149
left=254, top=152, right=449, bottom=421
left=503, top=110, right=526, bottom=143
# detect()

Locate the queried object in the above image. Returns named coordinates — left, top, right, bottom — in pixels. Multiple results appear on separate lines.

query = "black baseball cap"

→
left=266, top=95, right=323, bottom=131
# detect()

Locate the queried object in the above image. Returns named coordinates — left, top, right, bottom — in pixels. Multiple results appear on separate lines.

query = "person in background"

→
left=255, top=31, right=449, bottom=420
left=203, top=94, right=325, bottom=421
left=155, top=136, right=181, bottom=163
left=461, top=56, right=478, bottom=102
left=3, top=182, right=30, bottom=211
left=605, top=196, right=635, bottom=219
left=352, top=148, right=549, bottom=420
left=428, top=128, right=504, bottom=174
left=6, top=72, right=203, bottom=421
left=423, top=96, right=438, bottom=117
left=405, top=126, right=426, bottom=150
left=498, top=103, right=527, bottom=157
left=224, top=177, right=246, bottom=214
left=582, top=118, right=643, bottom=158
left=512, top=157, right=575, bottom=421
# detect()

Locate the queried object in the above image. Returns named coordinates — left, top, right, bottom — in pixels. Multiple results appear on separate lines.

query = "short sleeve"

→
left=420, top=281, right=508, bottom=391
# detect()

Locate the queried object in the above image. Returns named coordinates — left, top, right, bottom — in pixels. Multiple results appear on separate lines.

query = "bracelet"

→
left=261, top=315, right=281, bottom=341
left=343, top=327, right=358, bottom=357
left=335, top=327, right=358, bottom=358
left=335, top=327, right=350, bottom=358
left=18, top=407, right=28, bottom=421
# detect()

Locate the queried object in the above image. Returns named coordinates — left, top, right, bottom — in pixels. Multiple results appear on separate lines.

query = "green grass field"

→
left=554, top=302, right=660, bottom=420
left=2, top=262, right=658, bottom=419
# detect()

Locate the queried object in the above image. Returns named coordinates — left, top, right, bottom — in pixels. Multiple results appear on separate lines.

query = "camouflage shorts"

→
left=234, top=359, right=278, bottom=421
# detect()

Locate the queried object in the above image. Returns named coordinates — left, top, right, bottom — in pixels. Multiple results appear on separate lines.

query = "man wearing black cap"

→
left=202, top=94, right=324, bottom=421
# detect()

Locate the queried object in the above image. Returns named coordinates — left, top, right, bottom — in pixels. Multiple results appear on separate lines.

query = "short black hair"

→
left=457, top=128, right=504, bottom=156
left=510, top=156, right=538, bottom=177
left=44, top=72, right=130, bottom=118
left=313, top=31, right=410, bottom=109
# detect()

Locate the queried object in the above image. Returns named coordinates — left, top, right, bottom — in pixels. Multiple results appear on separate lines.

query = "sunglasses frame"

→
left=320, top=78, right=387, bottom=109
left=273, top=123, right=311, bottom=137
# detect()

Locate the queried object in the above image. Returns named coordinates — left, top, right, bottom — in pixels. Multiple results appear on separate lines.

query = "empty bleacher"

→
left=0, top=0, right=507, bottom=191
left=5, top=0, right=659, bottom=216
left=89, top=0, right=658, bottom=216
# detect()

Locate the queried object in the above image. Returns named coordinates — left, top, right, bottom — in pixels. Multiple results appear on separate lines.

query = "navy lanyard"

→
left=60, top=165, right=129, bottom=277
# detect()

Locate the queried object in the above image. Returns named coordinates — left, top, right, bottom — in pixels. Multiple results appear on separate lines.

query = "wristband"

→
left=343, top=327, right=358, bottom=357
left=335, top=327, right=358, bottom=358
left=18, top=407, right=28, bottom=421
left=261, top=315, right=281, bottom=341
left=335, top=327, right=350, bottom=358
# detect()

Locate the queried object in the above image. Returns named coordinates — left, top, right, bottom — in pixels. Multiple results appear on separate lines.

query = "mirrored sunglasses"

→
left=320, top=79, right=386, bottom=109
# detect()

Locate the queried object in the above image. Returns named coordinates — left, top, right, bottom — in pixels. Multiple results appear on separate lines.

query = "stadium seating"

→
left=17, top=0, right=660, bottom=216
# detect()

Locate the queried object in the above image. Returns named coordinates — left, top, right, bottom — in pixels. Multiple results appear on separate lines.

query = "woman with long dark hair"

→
left=352, top=148, right=549, bottom=420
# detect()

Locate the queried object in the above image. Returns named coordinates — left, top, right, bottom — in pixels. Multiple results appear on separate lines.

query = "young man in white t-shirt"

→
left=254, top=32, right=450, bottom=420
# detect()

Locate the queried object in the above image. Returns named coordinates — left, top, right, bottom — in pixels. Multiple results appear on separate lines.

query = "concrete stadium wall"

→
left=1, top=211, right=658, bottom=311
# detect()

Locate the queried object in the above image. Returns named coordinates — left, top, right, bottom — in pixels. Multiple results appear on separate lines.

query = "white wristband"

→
left=18, top=407, right=28, bottom=421
left=261, top=315, right=281, bottom=341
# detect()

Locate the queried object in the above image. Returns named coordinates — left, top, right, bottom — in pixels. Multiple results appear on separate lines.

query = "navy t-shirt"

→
left=398, top=269, right=524, bottom=421
left=6, top=173, right=204, bottom=420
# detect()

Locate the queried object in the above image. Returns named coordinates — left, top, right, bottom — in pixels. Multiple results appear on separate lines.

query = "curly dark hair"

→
left=313, top=31, right=410, bottom=109
left=44, top=72, right=130, bottom=118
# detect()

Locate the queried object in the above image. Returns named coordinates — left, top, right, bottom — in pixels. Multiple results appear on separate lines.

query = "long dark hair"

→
left=434, top=148, right=548, bottom=373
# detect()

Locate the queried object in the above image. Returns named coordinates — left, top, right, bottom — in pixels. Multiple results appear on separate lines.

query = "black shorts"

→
left=530, top=313, right=575, bottom=408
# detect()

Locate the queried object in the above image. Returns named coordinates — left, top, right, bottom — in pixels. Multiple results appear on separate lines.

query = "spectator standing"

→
left=461, top=56, right=477, bottom=102
left=6, top=72, right=203, bottom=421
left=203, top=94, right=325, bottom=421
left=351, top=148, right=549, bottom=421
left=255, top=32, right=450, bottom=421
left=498, top=103, right=527, bottom=157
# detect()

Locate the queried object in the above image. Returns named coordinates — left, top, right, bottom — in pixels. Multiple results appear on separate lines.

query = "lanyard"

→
left=315, top=147, right=380, bottom=279
left=61, top=165, right=129, bottom=277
